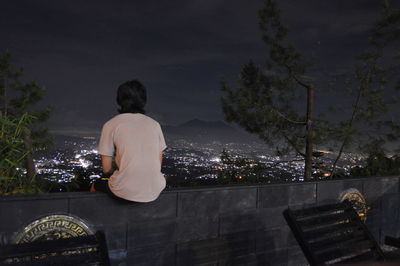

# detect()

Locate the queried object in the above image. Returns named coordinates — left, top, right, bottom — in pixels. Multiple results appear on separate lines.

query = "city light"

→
left=34, top=136, right=366, bottom=186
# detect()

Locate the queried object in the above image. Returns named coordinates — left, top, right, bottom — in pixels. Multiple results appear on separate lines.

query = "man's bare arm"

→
left=101, top=155, right=114, bottom=175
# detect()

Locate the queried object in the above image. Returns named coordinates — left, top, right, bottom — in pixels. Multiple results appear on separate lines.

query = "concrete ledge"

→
left=0, top=176, right=399, bottom=266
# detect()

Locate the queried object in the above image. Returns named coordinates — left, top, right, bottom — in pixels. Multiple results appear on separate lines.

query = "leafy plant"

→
left=0, top=52, right=52, bottom=180
left=350, top=152, right=400, bottom=177
left=0, top=113, right=44, bottom=195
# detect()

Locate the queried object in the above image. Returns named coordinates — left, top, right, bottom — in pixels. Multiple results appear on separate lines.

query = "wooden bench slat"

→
left=0, top=250, right=100, bottom=265
left=339, top=250, right=379, bottom=264
left=284, top=201, right=385, bottom=266
left=308, top=228, right=367, bottom=251
left=1, top=252, right=102, bottom=266
left=0, top=236, right=99, bottom=258
left=297, top=209, right=356, bottom=229
left=303, top=222, right=360, bottom=240
left=291, top=202, right=348, bottom=217
left=0, top=231, right=110, bottom=266
left=315, top=235, right=371, bottom=257
left=314, top=239, right=375, bottom=264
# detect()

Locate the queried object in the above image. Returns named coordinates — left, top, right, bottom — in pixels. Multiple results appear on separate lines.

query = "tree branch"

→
left=330, top=68, right=372, bottom=177
left=272, top=108, right=306, bottom=125
left=282, top=133, right=306, bottom=157
left=283, top=63, right=313, bottom=90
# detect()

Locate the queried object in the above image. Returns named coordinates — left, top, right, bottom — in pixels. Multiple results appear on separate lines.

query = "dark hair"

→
left=117, top=80, right=147, bottom=114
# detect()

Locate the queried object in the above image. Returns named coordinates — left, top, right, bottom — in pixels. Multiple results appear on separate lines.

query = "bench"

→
left=0, top=231, right=110, bottom=266
left=283, top=200, right=385, bottom=265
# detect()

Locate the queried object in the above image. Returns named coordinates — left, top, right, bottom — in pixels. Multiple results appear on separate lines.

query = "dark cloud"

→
left=1, top=0, right=397, bottom=134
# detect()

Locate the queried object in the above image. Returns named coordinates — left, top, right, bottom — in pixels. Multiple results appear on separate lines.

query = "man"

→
left=91, top=80, right=167, bottom=202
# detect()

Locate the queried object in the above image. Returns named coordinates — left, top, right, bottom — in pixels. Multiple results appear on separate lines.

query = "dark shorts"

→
left=92, top=178, right=132, bottom=203
left=93, top=178, right=129, bottom=202
left=93, top=178, right=112, bottom=194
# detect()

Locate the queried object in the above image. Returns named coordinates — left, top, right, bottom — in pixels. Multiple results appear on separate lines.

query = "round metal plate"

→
left=12, top=214, right=94, bottom=244
left=340, top=188, right=368, bottom=222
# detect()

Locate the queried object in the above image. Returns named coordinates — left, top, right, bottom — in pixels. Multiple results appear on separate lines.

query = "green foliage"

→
left=221, top=0, right=318, bottom=180
left=222, top=61, right=304, bottom=148
left=0, top=113, right=31, bottom=179
left=329, top=2, right=400, bottom=176
left=351, top=152, right=400, bottom=177
left=0, top=51, right=52, bottom=194
left=0, top=113, right=44, bottom=194
left=221, top=0, right=400, bottom=179
left=0, top=52, right=52, bottom=150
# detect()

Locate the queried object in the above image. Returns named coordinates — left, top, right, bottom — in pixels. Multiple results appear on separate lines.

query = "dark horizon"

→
left=49, top=117, right=241, bottom=137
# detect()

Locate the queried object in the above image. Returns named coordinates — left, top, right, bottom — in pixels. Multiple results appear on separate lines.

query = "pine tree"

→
left=329, top=1, right=400, bottom=175
left=221, top=0, right=400, bottom=181
left=221, top=0, right=316, bottom=180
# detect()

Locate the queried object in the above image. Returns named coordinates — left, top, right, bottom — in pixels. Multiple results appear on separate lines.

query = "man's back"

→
left=98, top=113, right=167, bottom=202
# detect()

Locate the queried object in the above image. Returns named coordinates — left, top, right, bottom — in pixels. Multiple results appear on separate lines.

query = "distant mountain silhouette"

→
left=51, top=119, right=262, bottom=147
left=53, top=134, right=87, bottom=144
left=180, top=119, right=233, bottom=130
left=54, top=134, right=98, bottom=145
left=163, top=119, right=259, bottom=143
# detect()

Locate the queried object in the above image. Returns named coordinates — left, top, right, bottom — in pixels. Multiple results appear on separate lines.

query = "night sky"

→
left=1, top=0, right=395, bottom=136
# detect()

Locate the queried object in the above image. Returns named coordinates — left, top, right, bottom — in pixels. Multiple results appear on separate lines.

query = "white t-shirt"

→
left=98, top=113, right=167, bottom=202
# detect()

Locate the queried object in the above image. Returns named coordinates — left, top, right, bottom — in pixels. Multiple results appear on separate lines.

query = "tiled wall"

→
left=1, top=176, right=399, bottom=266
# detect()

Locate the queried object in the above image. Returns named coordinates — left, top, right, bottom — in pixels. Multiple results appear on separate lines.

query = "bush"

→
left=0, top=113, right=44, bottom=195
left=350, top=152, right=400, bottom=177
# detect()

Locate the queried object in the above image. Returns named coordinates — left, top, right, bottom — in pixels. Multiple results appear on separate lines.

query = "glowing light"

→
left=210, top=157, right=221, bottom=163
left=79, top=159, right=90, bottom=168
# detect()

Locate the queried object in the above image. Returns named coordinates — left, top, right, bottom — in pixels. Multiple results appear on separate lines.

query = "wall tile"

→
left=126, top=193, right=177, bottom=221
left=364, top=177, right=400, bottom=204
left=317, top=179, right=363, bottom=205
left=256, top=248, right=287, bottom=266
left=127, top=244, right=175, bottom=266
left=96, top=224, right=127, bottom=251
left=255, top=227, right=289, bottom=252
left=178, top=191, right=219, bottom=218
left=69, top=196, right=128, bottom=226
left=218, top=188, right=257, bottom=213
left=0, top=199, right=68, bottom=233
left=258, top=185, right=288, bottom=209
left=219, top=210, right=259, bottom=235
left=288, top=183, right=316, bottom=207
left=177, top=216, right=218, bottom=242
left=177, top=238, right=221, bottom=266
left=258, top=206, right=287, bottom=229
left=127, top=218, right=177, bottom=248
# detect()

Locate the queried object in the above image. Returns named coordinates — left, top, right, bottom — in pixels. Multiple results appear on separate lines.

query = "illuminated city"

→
left=34, top=134, right=367, bottom=189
